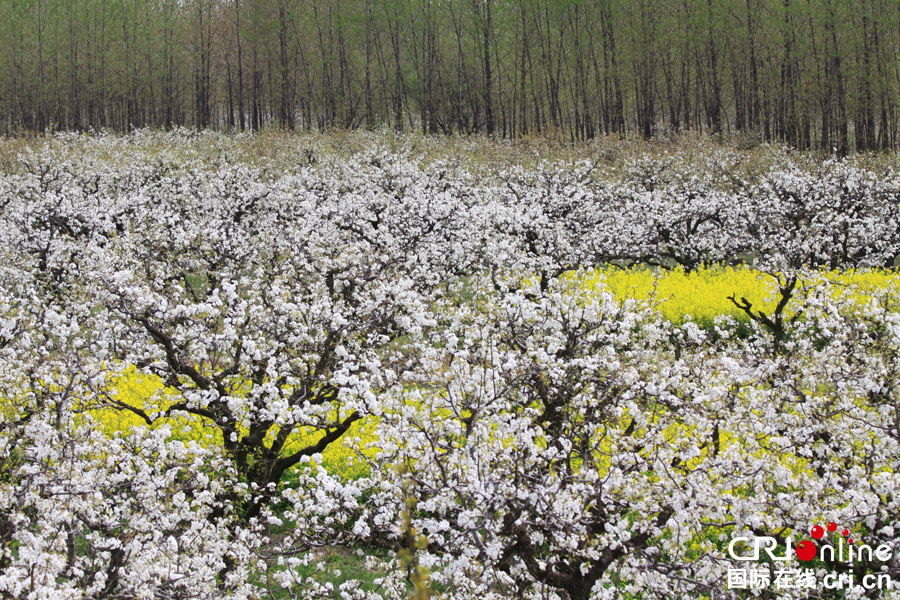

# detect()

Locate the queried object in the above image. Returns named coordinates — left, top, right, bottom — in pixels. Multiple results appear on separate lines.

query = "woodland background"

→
left=3, top=0, right=900, bottom=151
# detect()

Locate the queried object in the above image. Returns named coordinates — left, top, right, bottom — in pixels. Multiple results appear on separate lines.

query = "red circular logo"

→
left=796, top=540, right=817, bottom=561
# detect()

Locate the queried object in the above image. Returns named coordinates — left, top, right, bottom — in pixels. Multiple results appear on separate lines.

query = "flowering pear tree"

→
left=358, top=274, right=729, bottom=600
left=80, top=153, right=473, bottom=522
left=739, top=162, right=900, bottom=272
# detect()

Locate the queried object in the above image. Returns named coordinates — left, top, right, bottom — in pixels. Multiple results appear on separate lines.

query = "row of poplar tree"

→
left=2, top=0, right=898, bottom=151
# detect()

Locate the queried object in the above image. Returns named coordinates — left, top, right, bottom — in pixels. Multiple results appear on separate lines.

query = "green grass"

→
left=255, top=545, right=394, bottom=599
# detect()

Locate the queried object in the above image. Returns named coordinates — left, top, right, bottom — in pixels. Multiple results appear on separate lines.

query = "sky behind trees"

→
left=2, top=0, right=898, bottom=151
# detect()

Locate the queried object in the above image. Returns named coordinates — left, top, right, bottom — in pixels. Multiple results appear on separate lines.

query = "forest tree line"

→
left=3, top=0, right=899, bottom=151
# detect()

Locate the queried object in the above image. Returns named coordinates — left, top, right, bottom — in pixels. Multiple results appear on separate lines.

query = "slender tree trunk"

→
left=364, top=0, right=373, bottom=129
left=477, top=0, right=495, bottom=135
left=278, top=0, right=293, bottom=129
left=705, top=0, right=722, bottom=134
left=745, top=0, right=758, bottom=130
left=391, top=8, right=403, bottom=131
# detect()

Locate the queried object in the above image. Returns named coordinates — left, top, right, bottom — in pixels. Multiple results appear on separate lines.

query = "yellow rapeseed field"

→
left=588, top=265, right=899, bottom=328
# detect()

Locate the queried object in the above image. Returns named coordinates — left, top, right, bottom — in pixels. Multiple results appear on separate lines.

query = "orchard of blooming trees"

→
left=1, top=131, right=900, bottom=600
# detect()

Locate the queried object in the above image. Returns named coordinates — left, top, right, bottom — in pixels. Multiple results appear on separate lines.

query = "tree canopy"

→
left=3, top=0, right=900, bottom=151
